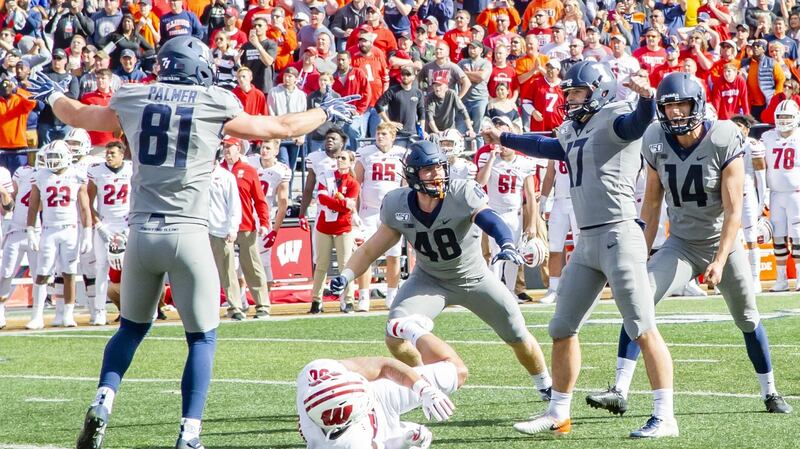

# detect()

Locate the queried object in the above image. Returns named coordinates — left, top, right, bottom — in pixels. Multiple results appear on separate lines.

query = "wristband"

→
left=412, top=379, right=431, bottom=396
left=47, top=91, right=66, bottom=108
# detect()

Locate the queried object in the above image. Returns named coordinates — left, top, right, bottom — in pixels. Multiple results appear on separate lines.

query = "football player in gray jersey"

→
left=329, top=140, right=554, bottom=402
left=26, top=36, right=361, bottom=449
left=586, top=73, right=793, bottom=417
left=483, top=61, right=676, bottom=438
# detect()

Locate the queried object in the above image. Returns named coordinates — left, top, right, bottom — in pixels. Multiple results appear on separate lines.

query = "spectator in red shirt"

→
left=240, top=0, right=271, bottom=36
left=232, top=67, right=267, bottom=116
left=220, top=136, right=272, bottom=319
left=488, top=43, right=519, bottom=101
left=679, top=29, right=714, bottom=83
left=347, top=9, right=398, bottom=55
left=349, top=28, right=389, bottom=107
left=309, top=130, right=360, bottom=313
left=697, top=0, right=732, bottom=42
left=633, top=28, right=667, bottom=73
left=80, top=68, right=116, bottom=150
left=443, top=10, right=472, bottom=62
left=760, top=78, right=800, bottom=124
left=526, top=59, right=565, bottom=132
left=650, top=44, right=682, bottom=87
left=282, top=47, right=321, bottom=94
left=710, top=63, right=750, bottom=119
left=483, top=12, right=519, bottom=50
left=210, top=8, right=247, bottom=50
left=333, top=51, right=371, bottom=150
left=527, top=9, right=555, bottom=49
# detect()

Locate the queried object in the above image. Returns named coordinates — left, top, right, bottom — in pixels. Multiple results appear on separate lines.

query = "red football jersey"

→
left=443, top=28, right=472, bottom=62
left=333, top=66, right=372, bottom=114
left=632, top=47, right=667, bottom=72
left=488, top=65, right=519, bottom=98
left=527, top=76, right=565, bottom=132
left=349, top=46, right=389, bottom=107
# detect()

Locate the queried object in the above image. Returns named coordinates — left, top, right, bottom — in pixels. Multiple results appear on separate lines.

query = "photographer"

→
left=0, top=76, right=36, bottom=174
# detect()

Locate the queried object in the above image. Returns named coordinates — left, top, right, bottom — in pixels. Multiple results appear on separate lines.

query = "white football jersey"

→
left=10, top=166, right=35, bottom=230
left=247, top=155, right=291, bottom=208
left=762, top=129, right=800, bottom=192
left=743, top=136, right=765, bottom=193
left=33, top=167, right=87, bottom=226
left=306, top=151, right=338, bottom=218
left=477, top=153, right=537, bottom=211
left=356, top=145, right=405, bottom=209
left=87, top=161, right=132, bottom=223
left=73, top=155, right=105, bottom=177
left=449, top=157, right=477, bottom=180
left=553, top=160, right=571, bottom=200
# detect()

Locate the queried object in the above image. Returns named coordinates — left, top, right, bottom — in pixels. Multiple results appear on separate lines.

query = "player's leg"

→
left=333, top=232, right=356, bottom=311
left=27, top=228, right=58, bottom=329
left=236, top=230, right=270, bottom=317
left=716, top=244, right=793, bottom=413
left=543, top=200, right=571, bottom=304
left=741, top=189, right=762, bottom=291
left=309, top=229, right=333, bottom=313
left=93, top=231, right=112, bottom=326
left=356, top=210, right=376, bottom=309
left=769, top=191, right=790, bottom=291
left=786, top=191, right=800, bottom=291
left=59, top=226, right=82, bottom=327
left=78, top=228, right=98, bottom=322
left=0, top=231, right=24, bottom=328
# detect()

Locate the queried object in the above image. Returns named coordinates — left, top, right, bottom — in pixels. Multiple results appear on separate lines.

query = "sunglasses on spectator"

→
left=497, top=18, right=508, bottom=22
left=336, top=156, right=349, bottom=161
left=569, top=44, right=580, bottom=47
left=535, top=14, right=545, bottom=17
left=401, top=72, right=414, bottom=76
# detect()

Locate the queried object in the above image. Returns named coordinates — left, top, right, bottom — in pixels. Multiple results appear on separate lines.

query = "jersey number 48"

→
left=414, top=229, right=462, bottom=262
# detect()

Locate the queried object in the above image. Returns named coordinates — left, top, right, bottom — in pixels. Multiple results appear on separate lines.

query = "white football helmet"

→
left=520, top=236, right=548, bottom=268
left=757, top=217, right=773, bottom=245
left=41, top=140, right=73, bottom=171
left=107, top=234, right=127, bottom=271
left=437, top=129, right=465, bottom=158
left=303, top=370, right=375, bottom=438
left=64, top=128, right=92, bottom=160
left=34, top=148, right=47, bottom=168
left=774, top=100, right=800, bottom=133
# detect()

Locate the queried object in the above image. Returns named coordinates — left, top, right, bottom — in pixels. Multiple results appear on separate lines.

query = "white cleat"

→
left=770, top=279, right=790, bottom=292
left=753, top=279, right=763, bottom=294
left=51, top=316, right=64, bottom=327
left=513, top=414, right=571, bottom=436
left=356, top=297, right=370, bottom=312
left=26, top=318, right=44, bottom=330
left=539, top=289, right=557, bottom=304
left=63, top=316, right=78, bottom=327
left=629, top=415, right=679, bottom=438
left=682, top=279, right=707, bottom=297
left=0, top=318, right=6, bottom=330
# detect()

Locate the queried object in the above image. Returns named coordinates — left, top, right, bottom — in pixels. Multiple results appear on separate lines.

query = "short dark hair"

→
left=105, top=140, right=126, bottom=152
left=730, top=114, right=756, bottom=129
left=325, top=127, right=348, bottom=144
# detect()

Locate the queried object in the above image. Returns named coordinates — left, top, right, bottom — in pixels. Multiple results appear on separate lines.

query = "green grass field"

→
left=1, top=294, right=799, bottom=449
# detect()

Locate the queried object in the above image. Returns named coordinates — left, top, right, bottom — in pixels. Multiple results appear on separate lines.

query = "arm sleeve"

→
left=317, top=193, right=350, bottom=212
left=474, top=208, right=515, bottom=247
left=612, top=96, right=656, bottom=141
left=499, top=132, right=566, bottom=160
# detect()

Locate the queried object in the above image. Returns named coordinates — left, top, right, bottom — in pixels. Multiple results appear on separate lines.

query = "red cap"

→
left=222, top=136, right=242, bottom=147
left=224, top=7, right=238, bottom=18
left=304, top=46, right=319, bottom=56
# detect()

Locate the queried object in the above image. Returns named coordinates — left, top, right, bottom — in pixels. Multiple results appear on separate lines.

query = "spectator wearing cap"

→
left=542, top=22, right=570, bottom=61
left=79, top=49, right=122, bottom=97
left=387, top=32, right=422, bottom=83
left=330, top=0, right=366, bottom=51
left=733, top=24, right=751, bottom=59
left=654, top=0, right=687, bottom=36
left=349, top=27, right=389, bottom=132
left=376, top=65, right=425, bottom=138
left=333, top=51, right=371, bottom=150
left=0, top=75, right=36, bottom=174
left=5, top=0, right=42, bottom=39
left=559, top=38, right=584, bottom=77
left=306, top=72, right=339, bottom=153
left=633, top=27, right=667, bottom=72
left=13, top=59, right=43, bottom=150
left=265, top=7, right=298, bottom=72
left=220, top=136, right=272, bottom=319
left=650, top=43, right=683, bottom=86
left=90, top=0, right=122, bottom=46
left=582, top=26, right=612, bottom=61
left=743, top=38, right=785, bottom=118
left=443, top=10, right=472, bottom=62
left=420, top=40, right=470, bottom=96
left=159, top=0, right=205, bottom=45
left=385, top=0, right=416, bottom=37
left=131, top=0, right=161, bottom=48
left=522, top=0, right=563, bottom=32
left=709, top=39, right=741, bottom=84
left=80, top=68, right=117, bottom=150
left=281, top=46, right=321, bottom=94
left=268, top=66, right=308, bottom=182
left=458, top=39, right=491, bottom=136
left=74, top=44, right=96, bottom=78
left=476, top=0, right=521, bottom=35
left=209, top=7, right=246, bottom=50
left=420, top=15, right=440, bottom=40
left=39, top=48, right=79, bottom=146
left=527, top=8, right=555, bottom=48
left=412, top=25, right=436, bottom=63
left=603, top=33, right=642, bottom=101
left=240, top=0, right=271, bottom=36
left=346, top=7, right=398, bottom=54
left=114, top=48, right=146, bottom=82
left=710, top=62, right=750, bottom=119
left=760, top=78, right=800, bottom=123
left=482, top=12, right=518, bottom=50
left=516, top=34, right=548, bottom=88
left=697, top=0, right=733, bottom=42
left=418, top=0, right=453, bottom=36
left=199, top=0, right=229, bottom=44
left=488, top=43, right=518, bottom=100
left=524, top=58, right=564, bottom=132
left=212, top=32, right=239, bottom=90
left=45, top=0, right=95, bottom=51
left=298, top=6, right=336, bottom=54
left=293, top=11, right=310, bottom=32
left=240, top=16, right=278, bottom=93
left=766, top=17, right=799, bottom=60
left=232, top=66, right=267, bottom=116
left=426, top=75, right=473, bottom=136
left=107, top=13, right=154, bottom=67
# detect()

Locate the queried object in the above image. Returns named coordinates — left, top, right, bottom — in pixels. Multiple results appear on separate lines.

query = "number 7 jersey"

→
left=761, top=128, right=800, bottom=193
left=109, top=83, right=243, bottom=224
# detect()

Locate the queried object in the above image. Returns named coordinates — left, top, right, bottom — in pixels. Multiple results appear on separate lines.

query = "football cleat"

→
left=769, top=279, right=790, bottom=292
left=230, top=311, right=246, bottom=321
left=765, top=393, right=793, bottom=414
left=175, top=437, right=205, bottom=449
left=51, top=315, right=64, bottom=327
left=253, top=309, right=270, bottom=319
left=517, top=292, right=533, bottom=304
left=585, top=385, right=628, bottom=415
left=63, top=316, right=78, bottom=327
left=629, top=415, right=679, bottom=438
left=308, top=301, right=323, bottom=314
left=539, top=387, right=552, bottom=402
left=357, top=297, right=370, bottom=312
left=681, top=279, right=707, bottom=297
left=76, top=405, right=110, bottom=449
left=539, top=290, right=557, bottom=304
left=0, top=319, right=6, bottom=330
left=25, top=318, right=44, bottom=330
left=513, top=414, right=571, bottom=436
left=341, top=303, right=354, bottom=314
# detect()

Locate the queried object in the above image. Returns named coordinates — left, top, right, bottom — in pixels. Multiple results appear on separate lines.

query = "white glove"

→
left=26, top=226, right=39, bottom=252
left=80, top=227, right=93, bottom=254
left=538, top=194, right=548, bottom=216
left=412, top=380, right=455, bottom=422
left=402, top=424, right=432, bottom=449
left=95, top=222, right=112, bottom=242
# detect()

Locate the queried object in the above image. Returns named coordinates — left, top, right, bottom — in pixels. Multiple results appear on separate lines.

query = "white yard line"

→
left=0, top=445, right=72, bottom=449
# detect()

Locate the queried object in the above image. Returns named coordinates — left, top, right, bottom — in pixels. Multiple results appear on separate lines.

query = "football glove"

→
left=329, top=275, right=349, bottom=297
left=298, top=215, right=309, bottom=232
left=412, top=380, right=455, bottom=422
left=319, top=93, right=361, bottom=124
left=402, top=424, right=433, bottom=449
left=263, top=230, right=278, bottom=249
left=27, top=72, right=70, bottom=106
left=491, top=243, right=526, bottom=266
left=26, top=226, right=39, bottom=252
left=80, top=227, right=93, bottom=254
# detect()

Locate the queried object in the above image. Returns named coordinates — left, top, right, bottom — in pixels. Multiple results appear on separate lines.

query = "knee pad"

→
left=774, top=243, right=789, bottom=258
left=548, top=317, right=579, bottom=340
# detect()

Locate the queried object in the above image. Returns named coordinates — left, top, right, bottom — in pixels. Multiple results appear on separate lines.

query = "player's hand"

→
left=623, top=73, right=655, bottom=99
left=704, top=260, right=725, bottom=289
left=329, top=274, right=349, bottom=297
left=413, top=380, right=455, bottom=422
left=491, top=243, right=526, bottom=266
left=319, top=93, right=361, bottom=124
left=80, top=227, right=93, bottom=254
left=298, top=215, right=309, bottom=232
left=538, top=195, right=548, bottom=217
left=481, top=126, right=504, bottom=145
left=95, top=222, right=112, bottom=243
left=27, top=72, right=69, bottom=106
left=401, top=424, right=433, bottom=449
left=26, top=226, right=39, bottom=252
left=263, top=230, right=278, bottom=249
left=226, top=232, right=237, bottom=243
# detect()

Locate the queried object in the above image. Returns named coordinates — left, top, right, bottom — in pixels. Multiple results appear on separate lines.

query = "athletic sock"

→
left=64, top=303, right=75, bottom=321
left=653, top=388, right=674, bottom=419
left=91, top=386, right=116, bottom=413
left=549, top=277, right=560, bottom=292
left=748, top=247, right=761, bottom=279
left=757, top=371, right=777, bottom=399
left=777, top=265, right=788, bottom=281
left=614, top=357, right=637, bottom=398
left=54, top=298, right=64, bottom=321
left=386, top=287, right=397, bottom=307
left=548, top=390, right=572, bottom=421
left=182, top=329, right=217, bottom=419
left=531, top=371, right=552, bottom=392
left=359, top=289, right=369, bottom=302
left=386, top=318, right=431, bottom=346
left=31, top=284, right=47, bottom=320
left=179, top=417, right=202, bottom=441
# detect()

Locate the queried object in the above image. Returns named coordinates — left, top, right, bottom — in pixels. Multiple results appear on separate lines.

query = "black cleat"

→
left=76, top=405, right=109, bottom=449
left=517, top=292, right=533, bottom=304
left=538, top=386, right=552, bottom=401
left=341, top=303, right=354, bottom=314
left=231, top=311, right=246, bottom=321
left=765, top=393, right=793, bottom=414
left=157, top=308, right=168, bottom=320
left=175, top=437, right=205, bottom=449
left=586, top=385, right=628, bottom=415
left=308, top=301, right=323, bottom=314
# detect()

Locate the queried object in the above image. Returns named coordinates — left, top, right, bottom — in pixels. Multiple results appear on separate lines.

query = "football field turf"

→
left=1, top=294, right=798, bottom=449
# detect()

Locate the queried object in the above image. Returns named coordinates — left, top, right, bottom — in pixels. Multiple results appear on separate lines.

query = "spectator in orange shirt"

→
left=516, top=34, right=548, bottom=95
left=0, top=76, right=35, bottom=175
left=79, top=68, right=116, bottom=150
left=476, top=1, right=521, bottom=35
left=266, top=6, right=298, bottom=71
left=709, top=39, right=740, bottom=85
left=743, top=38, right=785, bottom=120
left=522, top=0, right=564, bottom=32
left=132, top=0, right=161, bottom=48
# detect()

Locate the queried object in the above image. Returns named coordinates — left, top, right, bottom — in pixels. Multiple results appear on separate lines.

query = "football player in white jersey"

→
left=354, top=123, right=407, bottom=311
left=438, top=129, right=476, bottom=181
left=87, top=141, right=132, bottom=325
left=0, top=164, right=17, bottom=329
left=25, top=141, right=93, bottom=329
left=298, top=315, right=465, bottom=449
left=247, top=139, right=291, bottom=285
left=732, top=115, right=768, bottom=292
left=538, top=159, right=579, bottom=304
left=762, top=100, right=800, bottom=291
left=476, top=139, right=538, bottom=293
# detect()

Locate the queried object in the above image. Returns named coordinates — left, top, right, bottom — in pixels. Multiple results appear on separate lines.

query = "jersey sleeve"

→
left=749, top=138, right=765, bottom=159
left=279, top=164, right=291, bottom=183
left=209, top=86, right=245, bottom=121
left=712, top=121, right=745, bottom=169
left=379, top=189, right=403, bottom=230
left=460, top=179, right=489, bottom=214
left=0, top=167, right=13, bottom=193
left=640, top=123, right=663, bottom=170
left=476, top=152, right=490, bottom=168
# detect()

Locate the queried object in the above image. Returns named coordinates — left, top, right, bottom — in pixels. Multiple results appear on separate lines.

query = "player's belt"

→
left=44, top=224, right=76, bottom=230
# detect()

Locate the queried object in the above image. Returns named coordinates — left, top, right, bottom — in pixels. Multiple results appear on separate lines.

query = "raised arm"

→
left=483, top=126, right=566, bottom=160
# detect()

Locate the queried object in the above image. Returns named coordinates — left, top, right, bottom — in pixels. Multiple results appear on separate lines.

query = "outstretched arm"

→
left=612, top=74, right=656, bottom=141
left=482, top=126, right=566, bottom=160
left=224, top=109, right=328, bottom=141
left=341, top=357, right=424, bottom=388
left=52, top=98, right=123, bottom=133
left=472, top=207, right=515, bottom=247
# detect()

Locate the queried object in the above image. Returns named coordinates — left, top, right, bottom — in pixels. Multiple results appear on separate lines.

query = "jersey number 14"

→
left=665, top=164, right=708, bottom=207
